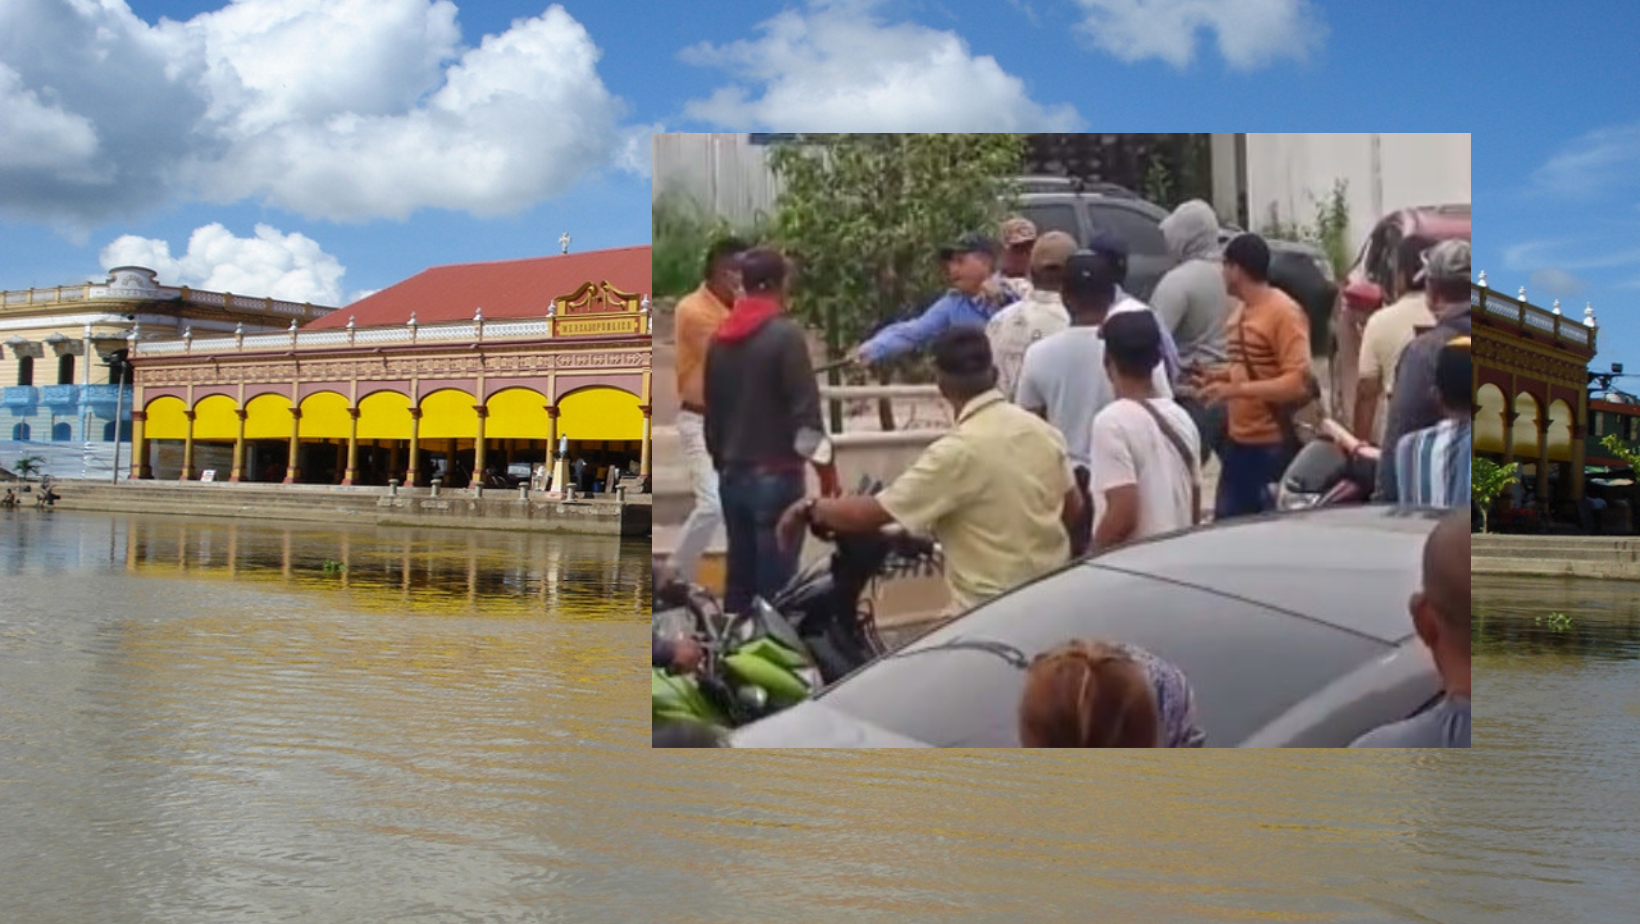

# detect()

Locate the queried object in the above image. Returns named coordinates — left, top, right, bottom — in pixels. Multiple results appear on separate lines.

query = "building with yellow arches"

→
left=1473, top=276, right=1595, bottom=506
left=128, top=246, right=652, bottom=489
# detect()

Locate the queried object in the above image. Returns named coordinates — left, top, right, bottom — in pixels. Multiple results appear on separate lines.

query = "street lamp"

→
left=110, top=328, right=134, bottom=484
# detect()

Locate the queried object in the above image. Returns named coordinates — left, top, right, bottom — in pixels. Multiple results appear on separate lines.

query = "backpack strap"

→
left=1129, top=399, right=1202, bottom=526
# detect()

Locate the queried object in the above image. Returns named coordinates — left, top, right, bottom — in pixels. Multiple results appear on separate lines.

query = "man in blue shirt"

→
left=852, top=233, right=1013, bottom=365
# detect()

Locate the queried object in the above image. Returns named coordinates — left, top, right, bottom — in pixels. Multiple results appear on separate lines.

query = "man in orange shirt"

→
left=666, top=236, right=747, bottom=585
left=1198, top=233, right=1314, bottom=519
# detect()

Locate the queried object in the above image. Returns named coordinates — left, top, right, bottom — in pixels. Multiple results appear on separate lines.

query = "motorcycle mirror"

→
left=736, top=686, right=769, bottom=712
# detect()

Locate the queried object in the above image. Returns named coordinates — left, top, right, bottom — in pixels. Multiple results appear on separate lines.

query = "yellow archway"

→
left=358, top=390, right=413, bottom=441
left=245, top=393, right=293, bottom=440
left=299, top=391, right=351, bottom=440
left=1474, top=385, right=1505, bottom=453
left=193, top=394, right=239, bottom=441
left=420, top=388, right=477, bottom=440
left=558, top=387, right=641, bottom=442
left=1547, top=399, right=1575, bottom=462
left=144, top=396, right=189, bottom=441
left=485, top=388, right=550, bottom=440
left=1510, top=392, right=1540, bottom=457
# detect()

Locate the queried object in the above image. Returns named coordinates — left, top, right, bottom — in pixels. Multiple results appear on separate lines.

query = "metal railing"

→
left=1472, top=282, right=1596, bottom=352
left=1, top=282, right=333, bottom=322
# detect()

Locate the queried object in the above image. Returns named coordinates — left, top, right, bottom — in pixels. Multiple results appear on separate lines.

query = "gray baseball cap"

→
left=1414, top=239, right=1471, bottom=283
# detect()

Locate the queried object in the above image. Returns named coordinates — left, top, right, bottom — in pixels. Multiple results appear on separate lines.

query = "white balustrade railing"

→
left=128, top=312, right=641, bottom=358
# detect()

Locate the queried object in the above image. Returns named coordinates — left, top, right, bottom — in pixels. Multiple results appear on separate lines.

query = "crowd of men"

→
left=657, top=202, right=1471, bottom=749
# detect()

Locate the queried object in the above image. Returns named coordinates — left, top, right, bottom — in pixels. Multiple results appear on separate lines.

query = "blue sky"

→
left=1466, top=0, right=1640, bottom=371
left=3, top=0, right=1486, bottom=310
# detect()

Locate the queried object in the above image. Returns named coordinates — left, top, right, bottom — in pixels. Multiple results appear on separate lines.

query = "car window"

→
left=1019, top=202, right=1081, bottom=243
left=815, top=564, right=1385, bottom=747
left=1088, top=203, right=1168, bottom=255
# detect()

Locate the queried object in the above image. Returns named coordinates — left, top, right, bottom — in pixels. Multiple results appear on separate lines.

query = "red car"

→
left=1330, top=205, right=1471, bottom=432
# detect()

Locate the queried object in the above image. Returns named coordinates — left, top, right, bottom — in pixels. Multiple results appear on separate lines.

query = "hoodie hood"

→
left=1160, top=199, right=1221, bottom=262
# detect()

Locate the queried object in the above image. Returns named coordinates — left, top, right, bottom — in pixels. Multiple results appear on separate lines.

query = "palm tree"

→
left=13, top=455, right=46, bottom=482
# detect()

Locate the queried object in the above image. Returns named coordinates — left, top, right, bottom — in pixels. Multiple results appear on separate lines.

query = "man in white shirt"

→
left=987, top=230, right=1076, bottom=399
left=1354, top=235, right=1436, bottom=442
left=1090, top=310, right=1202, bottom=550
left=1017, top=251, right=1171, bottom=554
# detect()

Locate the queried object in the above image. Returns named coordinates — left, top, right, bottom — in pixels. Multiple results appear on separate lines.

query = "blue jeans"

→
left=1215, top=441, right=1287, bottom=520
left=719, top=467, right=806, bottom=615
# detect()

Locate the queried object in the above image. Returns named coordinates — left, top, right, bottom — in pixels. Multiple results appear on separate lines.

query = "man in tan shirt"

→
left=1354, top=235, right=1436, bottom=443
left=666, top=236, right=746, bottom=585
left=778, top=327, right=1080, bottom=616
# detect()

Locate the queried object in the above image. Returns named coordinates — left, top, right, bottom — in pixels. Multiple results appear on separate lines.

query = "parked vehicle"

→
left=732, top=506, right=1446, bottom=748
left=1330, top=205, right=1471, bottom=425
left=1016, top=188, right=1334, bottom=336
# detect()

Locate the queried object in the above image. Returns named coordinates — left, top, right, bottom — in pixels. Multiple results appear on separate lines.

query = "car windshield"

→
left=814, top=563, right=1386, bottom=746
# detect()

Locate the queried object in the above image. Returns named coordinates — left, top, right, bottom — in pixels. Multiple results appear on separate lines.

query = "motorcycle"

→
left=652, top=580, right=824, bottom=730
left=776, top=515, right=940, bottom=684
left=1273, top=422, right=1379, bottom=512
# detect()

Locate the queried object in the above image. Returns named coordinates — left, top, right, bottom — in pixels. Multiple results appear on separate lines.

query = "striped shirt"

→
left=1394, top=418, right=1470, bottom=508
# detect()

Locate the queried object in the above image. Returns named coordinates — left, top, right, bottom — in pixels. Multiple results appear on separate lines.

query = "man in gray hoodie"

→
left=1152, top=200, right=1231, bottom=463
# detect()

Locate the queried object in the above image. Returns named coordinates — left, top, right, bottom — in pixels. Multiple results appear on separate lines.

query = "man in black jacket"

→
left=704, top=248, right=826, bottom=615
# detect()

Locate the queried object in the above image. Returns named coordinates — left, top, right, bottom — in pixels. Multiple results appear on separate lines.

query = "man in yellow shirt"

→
left=1354, top=235, right=1435, bottom=443
left=666, top=236, right=747, bottom=585
left=777, top=327, right=1081, bottom=616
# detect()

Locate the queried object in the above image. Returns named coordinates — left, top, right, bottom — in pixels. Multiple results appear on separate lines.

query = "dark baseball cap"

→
left=1063, top=249, right=1119, bottom=299
left=938, top=233, right=998, bottom=261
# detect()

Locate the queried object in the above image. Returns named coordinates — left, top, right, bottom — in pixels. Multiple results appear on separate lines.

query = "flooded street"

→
left=1, top=510, right=651, bottom=923
left=5, top=511, right=1638, bottom=922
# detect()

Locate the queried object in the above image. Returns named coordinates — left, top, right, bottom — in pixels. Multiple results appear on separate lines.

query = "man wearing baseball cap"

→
left=998, top=216, right=1039, bottom=300
left=987, top=230, right=1076, bottom=399
left=852, top=217, right=1033, bottom=366
left=1377, top=239, right=1471, bottom=501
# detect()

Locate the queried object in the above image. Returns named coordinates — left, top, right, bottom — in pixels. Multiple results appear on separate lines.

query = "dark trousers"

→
left=719, top=467, right=806, bottom=615
left=1215, top=441, right=1287, bottom=520
left=1176, top=396, right=1227, bottom=467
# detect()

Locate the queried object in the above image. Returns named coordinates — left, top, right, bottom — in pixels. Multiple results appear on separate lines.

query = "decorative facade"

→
left=1472, top=277, right=1596, bottom=504
left=128, top=247, right=653, bottom=489
left=2, top=267, right=333, bottom=478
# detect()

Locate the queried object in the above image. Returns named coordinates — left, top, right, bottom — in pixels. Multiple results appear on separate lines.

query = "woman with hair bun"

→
left=1018, top=640, right=1205, bottom=748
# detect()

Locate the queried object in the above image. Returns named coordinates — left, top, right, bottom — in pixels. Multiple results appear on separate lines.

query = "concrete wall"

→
left=1244, top=133, right=1471, bottom=256
left=38, top=481, right=650, bottom=538
left=653, top=133, right=782, bottom=226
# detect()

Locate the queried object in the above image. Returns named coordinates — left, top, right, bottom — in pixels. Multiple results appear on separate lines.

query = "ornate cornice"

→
left=1473, top=335, right=1586, bottom=387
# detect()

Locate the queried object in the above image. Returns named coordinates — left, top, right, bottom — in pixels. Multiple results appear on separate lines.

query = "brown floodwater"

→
left=4, top=511, right=1635, bottom=922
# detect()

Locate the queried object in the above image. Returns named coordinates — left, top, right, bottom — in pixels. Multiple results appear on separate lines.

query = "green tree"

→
left=767, top=133, right=1027, bottom=431
left=13, top=455, right=46, bottom=482
left=652, top=191, right=769, bottom=299
left=1600, top=433, right=1640, bottom=471
left=1471, top=457, right=1519, bottom=533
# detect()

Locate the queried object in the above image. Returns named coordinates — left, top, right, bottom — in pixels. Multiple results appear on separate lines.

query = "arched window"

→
left=58, top=354, right=75, bottom=385
left=52, top=422, right=72, bottom=441
left=16, top=355, right=32, bottom=386
left=11, top=423, right=29, bottom=441
left=102, top=420, right=132, bottom=442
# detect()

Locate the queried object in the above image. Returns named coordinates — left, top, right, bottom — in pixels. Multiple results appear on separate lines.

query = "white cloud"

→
left=1528, top=268, right=1588, bottom=299
left=1072, top=0, right=1325, bottom=70
left=679, top=0, right=1082, bottom=131
left=0, top=0, right=631, bottom=229
left=1505, top=239, right=1640, bottom=273
left=100, top=224, right=347, bottom=306
left=1532, top=122, right=1640, bottom=199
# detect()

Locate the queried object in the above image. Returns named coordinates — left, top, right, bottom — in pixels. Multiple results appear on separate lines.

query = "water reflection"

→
left=0, top=509, right=649, bottom=618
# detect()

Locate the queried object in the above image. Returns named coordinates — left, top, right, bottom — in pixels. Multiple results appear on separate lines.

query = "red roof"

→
left=307, top=245, right=652, bottom=330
